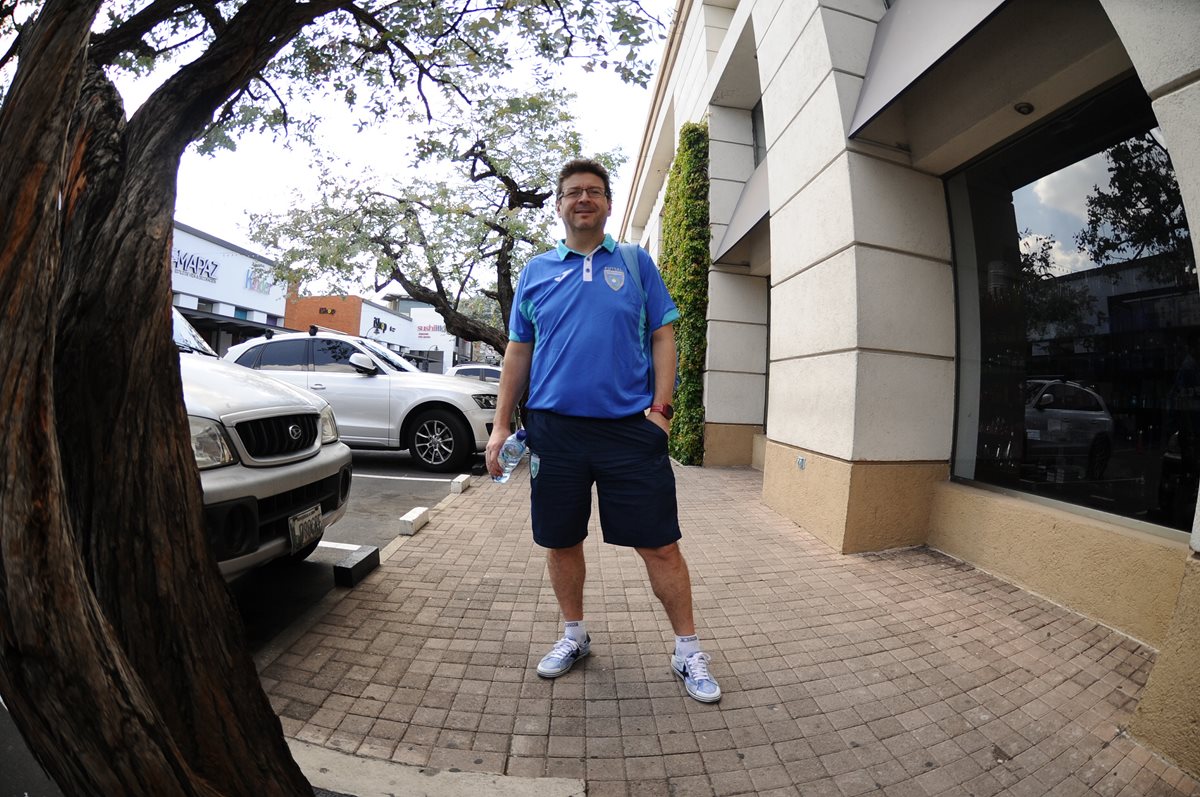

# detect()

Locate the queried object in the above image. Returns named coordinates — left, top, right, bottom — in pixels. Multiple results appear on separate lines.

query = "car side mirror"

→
left=349, top=352, right=377, bottom=375
left=1037, top=393, right=1054, bottom=410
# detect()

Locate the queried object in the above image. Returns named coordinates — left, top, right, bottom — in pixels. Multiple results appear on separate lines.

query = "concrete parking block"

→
left=333, top=546, right=379, bottom=587
left=450, top=474, right=471, bottom=494
left=398, top=506, right=428, bottom=536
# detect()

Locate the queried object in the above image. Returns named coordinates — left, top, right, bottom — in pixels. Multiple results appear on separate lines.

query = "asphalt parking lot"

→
left=228, top=448, right=479, bottom=651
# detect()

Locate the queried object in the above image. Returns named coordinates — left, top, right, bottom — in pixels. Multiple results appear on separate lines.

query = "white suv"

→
left=176, top=311, right=353, bottom=579
left=224, top=329, right=499, bottom=472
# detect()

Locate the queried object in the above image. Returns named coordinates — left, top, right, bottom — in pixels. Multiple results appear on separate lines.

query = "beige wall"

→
left=763, top=440, right=948, bottom=553
left=1131, top=555, right=1200, bottom=776
left=927, top=482, right=1190, bottom=648
left=704, top=423, right=763, bottom=467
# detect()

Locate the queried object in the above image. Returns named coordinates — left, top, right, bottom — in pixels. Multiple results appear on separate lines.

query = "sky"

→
left=103, top=3, right=676, bottom=263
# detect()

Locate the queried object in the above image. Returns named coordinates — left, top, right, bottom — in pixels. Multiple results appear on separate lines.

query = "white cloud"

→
left=1020, top=233, right=1095, bottom=277
left=1031, top=152, right=1108, bottom=222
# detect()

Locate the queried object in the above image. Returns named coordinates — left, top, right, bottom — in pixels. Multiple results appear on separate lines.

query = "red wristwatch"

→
left=649, top=403, right=674, bottom=420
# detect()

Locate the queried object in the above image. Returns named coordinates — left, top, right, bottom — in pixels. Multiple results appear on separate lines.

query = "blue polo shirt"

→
left=509, top=234, right=680, bottom=418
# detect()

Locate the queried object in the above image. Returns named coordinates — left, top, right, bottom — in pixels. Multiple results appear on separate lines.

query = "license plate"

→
left=288, top=505, right=324, bottom=552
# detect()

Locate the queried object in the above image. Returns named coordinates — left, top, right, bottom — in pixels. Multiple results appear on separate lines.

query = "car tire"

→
left=407, top=408, right=472, bottom=472
left=1087, top=435, right=1111, bottom=480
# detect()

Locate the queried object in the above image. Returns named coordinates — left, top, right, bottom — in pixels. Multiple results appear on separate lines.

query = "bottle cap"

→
left=516, top=429, right=527, bottom=440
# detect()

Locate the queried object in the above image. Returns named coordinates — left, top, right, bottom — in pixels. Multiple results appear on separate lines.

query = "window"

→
left=313, top=339, right=360, bottom=372
left=257, top=340, right=309, bottom=371
left=196, top=299, right=215, bottom=313
left=234, top=307, right=249, bottom=320
left=949, top=79, right=1195, bottom=532
left=751, top=99, right=766, bottom=167
left=234, top=346, right=262, bottom=368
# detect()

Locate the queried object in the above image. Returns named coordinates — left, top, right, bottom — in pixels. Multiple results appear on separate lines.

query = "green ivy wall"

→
left=659, top=122, right=710, bottom=465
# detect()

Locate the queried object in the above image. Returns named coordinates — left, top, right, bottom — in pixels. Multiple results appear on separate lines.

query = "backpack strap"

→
left=619, top=242, right=657, bottom=393
left=618, top=242, right=645, bottom=303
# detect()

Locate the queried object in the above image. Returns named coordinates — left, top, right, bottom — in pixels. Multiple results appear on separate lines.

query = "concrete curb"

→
left=291, top=739, right=585, bottom=797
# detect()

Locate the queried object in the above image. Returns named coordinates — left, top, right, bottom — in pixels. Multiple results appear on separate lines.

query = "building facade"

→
left=624, top=0, right=1200, bottom=774
left=170, top=221, right=288, bottom=353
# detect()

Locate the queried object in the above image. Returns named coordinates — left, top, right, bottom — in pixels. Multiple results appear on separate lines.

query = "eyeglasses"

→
left=560, top=187, right=607, bottom=200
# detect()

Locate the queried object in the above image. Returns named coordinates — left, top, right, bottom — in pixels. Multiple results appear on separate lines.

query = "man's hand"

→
left=648, top=411, right=670, bottom=435
left=485, top=426, right=511, bottom=477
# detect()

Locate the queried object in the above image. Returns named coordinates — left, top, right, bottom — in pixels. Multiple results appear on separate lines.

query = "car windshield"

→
left=359, top=338, right=419, bottom=372
left=172, top=309, right=218, bottom=356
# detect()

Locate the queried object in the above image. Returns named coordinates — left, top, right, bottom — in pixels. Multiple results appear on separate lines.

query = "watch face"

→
left=655, top=404, right=674, bottom=420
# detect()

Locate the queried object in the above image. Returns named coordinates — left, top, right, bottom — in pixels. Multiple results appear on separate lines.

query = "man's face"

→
left=557, top=172, right=611, bottom=235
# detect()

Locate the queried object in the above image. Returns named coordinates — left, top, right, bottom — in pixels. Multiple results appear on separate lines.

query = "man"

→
left=485, top=158, right=720, bottom=703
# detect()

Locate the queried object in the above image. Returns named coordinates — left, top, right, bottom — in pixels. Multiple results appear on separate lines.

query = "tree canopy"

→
left=251, top=89, right=625, bottom=353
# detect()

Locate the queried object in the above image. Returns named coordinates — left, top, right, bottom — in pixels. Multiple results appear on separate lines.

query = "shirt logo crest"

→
left=603, top=266, right=625, bottom=291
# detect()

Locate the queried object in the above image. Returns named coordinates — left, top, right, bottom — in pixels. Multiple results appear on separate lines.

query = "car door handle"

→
left=310, top=383, right=326, bottom=390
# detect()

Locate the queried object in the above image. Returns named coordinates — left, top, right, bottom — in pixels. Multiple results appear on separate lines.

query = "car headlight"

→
left=319, top=405, right=340, bottom=444
left=473, top=393, right=498, bottom=410
left=189, top=417, right=236, bottom=470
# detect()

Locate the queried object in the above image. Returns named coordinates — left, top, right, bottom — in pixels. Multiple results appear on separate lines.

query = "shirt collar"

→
left=556, top=233, right=617, bottom=260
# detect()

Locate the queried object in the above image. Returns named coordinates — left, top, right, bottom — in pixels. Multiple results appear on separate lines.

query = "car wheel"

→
left=1087, top=435, right=1111, bottom=480
left=407, top=409, right=471, bottom=472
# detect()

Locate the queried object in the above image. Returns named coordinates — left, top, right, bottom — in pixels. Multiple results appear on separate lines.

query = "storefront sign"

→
left=417, top=323, right=445, bottom=340
left=172, top=249, right=219, bottom=283
left=244, top=267, right=273, bottom=294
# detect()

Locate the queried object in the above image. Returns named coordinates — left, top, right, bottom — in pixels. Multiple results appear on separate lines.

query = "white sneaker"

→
left=536, top=635, right=590, bottom=678
left=671, top=651, right=721, bottom=703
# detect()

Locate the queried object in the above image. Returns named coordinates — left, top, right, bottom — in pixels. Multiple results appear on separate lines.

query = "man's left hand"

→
left=648, top=411, right=670, bottom=435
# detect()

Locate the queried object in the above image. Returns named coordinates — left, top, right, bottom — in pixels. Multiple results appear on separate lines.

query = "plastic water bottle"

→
left=493, top=429, right=528, bottom=483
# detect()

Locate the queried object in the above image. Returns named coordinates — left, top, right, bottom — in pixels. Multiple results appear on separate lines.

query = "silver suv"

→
left=224, top=328, right=499, bottom=472
left=176, top=311, right=353, bottom=578
left=1024, top=379, right=1114, bottom=480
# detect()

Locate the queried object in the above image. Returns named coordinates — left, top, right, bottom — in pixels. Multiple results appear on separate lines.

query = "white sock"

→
left=675, top=634, right=700, bottom=659
left=564, top=620, right=587, bottom=643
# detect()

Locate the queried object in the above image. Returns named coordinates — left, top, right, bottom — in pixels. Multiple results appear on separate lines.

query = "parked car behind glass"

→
left=224, top=329, right=500, bottom=472
left=176, top=310, right=353, bottom=579
left=1023, top=379, right=1114, bottom=480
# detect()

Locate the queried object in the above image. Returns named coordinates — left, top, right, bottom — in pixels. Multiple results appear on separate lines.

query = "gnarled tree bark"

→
left=0, top=1, right=337, bottom=793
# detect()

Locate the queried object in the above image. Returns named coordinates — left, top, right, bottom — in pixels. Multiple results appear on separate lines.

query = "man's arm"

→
left=485, top=340, right=533, bottom=476
left=648, top=323, right=676, bottom=433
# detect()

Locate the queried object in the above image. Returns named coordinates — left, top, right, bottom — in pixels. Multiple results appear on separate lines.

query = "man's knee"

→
left=636, top=541, right=683, bottom=566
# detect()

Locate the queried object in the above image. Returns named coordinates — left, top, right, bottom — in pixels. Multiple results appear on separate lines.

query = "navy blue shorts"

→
left=524, top=410, right=681, bottom=549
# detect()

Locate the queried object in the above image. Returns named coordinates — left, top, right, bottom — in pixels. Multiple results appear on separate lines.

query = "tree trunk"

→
left=0, top=2, right=321, bottom=793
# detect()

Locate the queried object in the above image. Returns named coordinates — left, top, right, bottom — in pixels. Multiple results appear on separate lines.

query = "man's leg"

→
left=637, top=542, right=721, bottom=703
left=547, top=541, right=586, bottom=620
left=537, top=540, right=592, bottom=678
left=634, top=542, right=694, bottom=636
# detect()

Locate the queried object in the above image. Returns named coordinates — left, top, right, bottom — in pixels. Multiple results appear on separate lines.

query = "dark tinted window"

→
left=257, top=339, right=308, bottom=370
left=313, top=339, right=360, bottom=373
left=234, top=345, right=262, bottom=368
left=949, top=79, right=1195, bottom=532
left=457, top=368, right=480, bottom=377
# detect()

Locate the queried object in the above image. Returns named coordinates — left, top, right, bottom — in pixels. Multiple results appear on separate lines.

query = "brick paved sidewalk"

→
left=260, top=464, right=1200, bottom=797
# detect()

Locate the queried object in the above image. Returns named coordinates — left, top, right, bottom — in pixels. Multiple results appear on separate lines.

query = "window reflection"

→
left=952, top=80, right=1196, bottom=531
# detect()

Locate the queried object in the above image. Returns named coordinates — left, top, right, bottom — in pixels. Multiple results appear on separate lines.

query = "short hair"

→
left=557, top=158, right=612, bottom=201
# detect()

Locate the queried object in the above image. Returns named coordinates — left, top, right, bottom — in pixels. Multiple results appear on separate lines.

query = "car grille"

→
left=235, top=414, right=319, bottom=458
